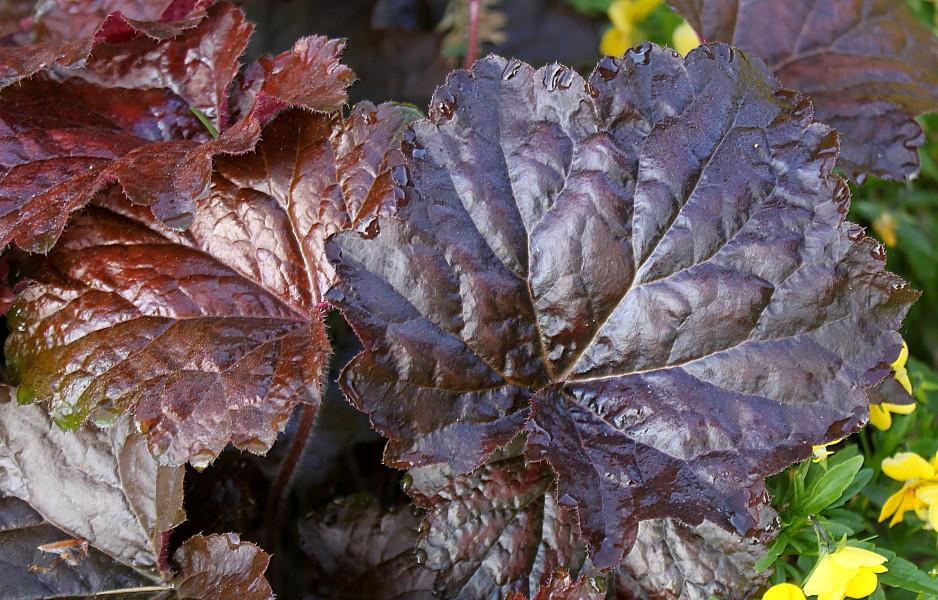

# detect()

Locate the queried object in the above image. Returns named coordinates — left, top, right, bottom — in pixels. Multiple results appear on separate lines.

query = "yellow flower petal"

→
left=882, top=452, right=935, bottom=481
left=600, top=26, right=631, bottom=56
left=929, top=503, right=938, bottom=531
left=881, top=401, right=915, bottom=415
left=891, top=341, right=913, bottom=395
left=916, top=483, right=938, bottom=504
left=892, top=341, right=909, bottom=370
left=763, top=582, right=807, bottom=600
left=843, top=568, right=878, bottom=599
left=671, top=21, right=700, bottom=56
left=869, top=404, right=892, bottom=430
left=879, top=488, right=906, bottom=523
left=804, top=555, right=855, bottom=596
left=817, top=584, right=848, bottom=600
left=872, top=211, right=898, bottom=248
left=832, top=547, right=888, bottom=569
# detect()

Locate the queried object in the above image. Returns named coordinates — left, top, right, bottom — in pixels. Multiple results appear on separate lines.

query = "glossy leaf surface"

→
left=409, top=446, right=585, bottom=599
left=0, top=390, right=184, bottom=579
left=0, top=2, right=354, bottom=251
left=6, top=105, right=412, bottom=466
left=615, top=518, right=771, bottom=600
left=299, top=496, right=435, bottom=599
left=172, top=533, right=274, bottom=600
left=328, top=45, right=918, bottom=569
left=505, top=568, right=605, bottom=600
left=668, top=0, right=938, bottom=182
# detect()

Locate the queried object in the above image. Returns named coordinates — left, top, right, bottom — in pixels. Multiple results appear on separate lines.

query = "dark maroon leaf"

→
left=299, top=496, right=435, bottom=599
left=327, top=45, right=918, bottom=569
left=408, top=444, right=585, bottom=600
left=0, top=494, right=168, bottom=599
left=0, top=0, right=213, bottom=90
left=867, top=372, right=915, bottom=407
left=0, top=389, right=185, bottom=579
left=667, top=0, right=938, bottom=183
left=172, top=533, right=273, bottom=600
left=6, top=104, right=414, bottom=467
left=505, top=568, right=605, bottom=600
left=0, top=2, right=356, bottom=251
left=614, top=518, right=772, bottom=600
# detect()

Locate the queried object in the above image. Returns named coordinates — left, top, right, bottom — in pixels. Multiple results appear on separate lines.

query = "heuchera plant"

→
left=0, top=0, right=932, bottom=598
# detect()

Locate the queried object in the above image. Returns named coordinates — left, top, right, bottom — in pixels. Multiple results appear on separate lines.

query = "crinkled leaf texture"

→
left=505, top=569, right=605, bottom=600
left=667, top=0, right=938, bottom=183
left=0, top=388, right=184, bottom=579
left=408, top=443, right=585, bottom=600
left=327, top=44, right=918, bottom=570
left=299, top=496, right=435, bottom=599
left=173, top=533, right=273, bottom=600
left=0, top=1, right=355, bottom=252
left=5, top=104, right=414, bottom=466
left=615, top=516, right=773, bottom=600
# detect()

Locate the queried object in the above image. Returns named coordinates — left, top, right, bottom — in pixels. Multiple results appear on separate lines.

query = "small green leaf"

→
left=755, top=522, right=801, bottom=572
left=878, top=556, right=938, bottom=594
left=799, top=456, right=864, bottom=515
left=826, top=467, right=873, bottom=510
left=189, top=106, right=219, bottom=139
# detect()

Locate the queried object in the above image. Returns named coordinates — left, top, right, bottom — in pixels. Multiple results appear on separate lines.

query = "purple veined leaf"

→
left=667, top=0, right=938, bottom=183
left=299, top=496, right=436, bottom=599
left=0, top=495, right=168, bottom=599
left=407, top=441, right=586, bottom=600
left=0, top=0, right=214, bottom=90
left=5, top=103, right=416, bottom=467
left=327, top=44, right=918, bottom=569
left=172, top=533, right=274, bottom=600
left=0, top=1, right=356, bottom=252
left=614, top=515, right=774, bottom=600
left=0, top=386, right=184, bottom=592
left=504, top=568, right=606, bottom=600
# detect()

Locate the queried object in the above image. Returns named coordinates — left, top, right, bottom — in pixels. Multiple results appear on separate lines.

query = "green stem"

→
left=189, top=106, right=219, bottom=139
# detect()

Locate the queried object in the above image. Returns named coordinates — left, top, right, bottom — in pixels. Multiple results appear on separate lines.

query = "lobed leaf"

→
left=172, top=533, right=274, bottom=600
left=408, top=444, right=586, bottom=599
left=0, top=2, right=355, bottom=252
left=5, top=104, right=414, bottom=467
left=327, top=45, right=918, bottom=569
left=667, top=0, right=938, bottom=183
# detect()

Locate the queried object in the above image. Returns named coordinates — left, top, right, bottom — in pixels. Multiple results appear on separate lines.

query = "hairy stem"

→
left=465, top=0, right=481, bottom=69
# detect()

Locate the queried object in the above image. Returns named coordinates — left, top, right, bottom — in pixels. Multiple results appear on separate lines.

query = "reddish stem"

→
left=465, top=0, right=481, bottom=69
left=264, top=403, right=317, bottom=550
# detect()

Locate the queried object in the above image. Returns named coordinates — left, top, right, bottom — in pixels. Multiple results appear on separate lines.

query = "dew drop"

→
left=585, top=82, right=600, bottom=98
left=415, top=548, right=427, bottom=565
left=24, top=231, right=58, bottom=254
left=501, top=58, right=523, bottom=80
left=773, top=88, right=798, bottom=104
left=558, top=493, right=578, bottom=508
left=791, top=98, right=812, bottom=121
left=392, top=164, right=410, bottom=187
left=595, top=57, right=620, bottom=81
left=552, top=567, right=569, bottom=579
left=855, top=172, right=868, bottom=186
left=846, top=225, right=864, bottom=242
left=435, top=89, right=457, bottom=120
left=400, top=472, right=414, bottom=492
left=594, top=537, right=624, bottom=569
left=627, top=42, right=652, bottom=65
left=363, top=108, right=378, bottom=124
left=241, top=437, right=269, bottom=454
left=360, top=219, right=380, bottom=239
left=190, top=449, right=215, bottom=472
left=588, top=575, right=608, bottom=594
left=871, top=244, right=887, bottom=260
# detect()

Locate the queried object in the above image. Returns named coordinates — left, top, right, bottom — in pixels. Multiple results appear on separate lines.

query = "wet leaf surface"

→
left=0, top=388, right=184, bottom=578
left=5, top=104, right=413, bottom=466
left=668, top=0, right=938, bottom=182
left=505, top=568, right=605, bottom=600
left=299, top=496, right=435, bottom=599
left=172, top=533, right=274, bottom=600
left=328, top=45, right=918, bottom=569
left=0, top=2, right=355, bottom=251
left=614, top=517, right=772, bottom=600
left=408, top=444, right=585, bottom=600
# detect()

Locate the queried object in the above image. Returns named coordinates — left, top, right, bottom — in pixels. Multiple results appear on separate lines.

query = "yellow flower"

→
left=869, top=341, right=915, bottom=430
left=812, top=438, right=844, bottom=463
left=871, top=211, right=898, bottom=247
left=600, top=0, right=662, bottom=56
left=671, top=21, right=701, bottom=55
left=802, top=546, right=887, bottom=600
left=764, top=582, right=807, bottom=600
left=879, top=451, right=938, bottom=529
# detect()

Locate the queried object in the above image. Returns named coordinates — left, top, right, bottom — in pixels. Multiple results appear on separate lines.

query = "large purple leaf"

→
left=5, top=104, right=413, bottom=467
left=0, top=386, right=184, bottom=593
left=172, top=533, right=273, bottom=600
left=0, top=0, right=214, bottom=90
left=0, top=1, right=355, bottom=252
left=327, top=45, right=918, bottom=569
left=667, top=0, right=938, bottom=183
left=408, top=444, right=585, bottom=600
